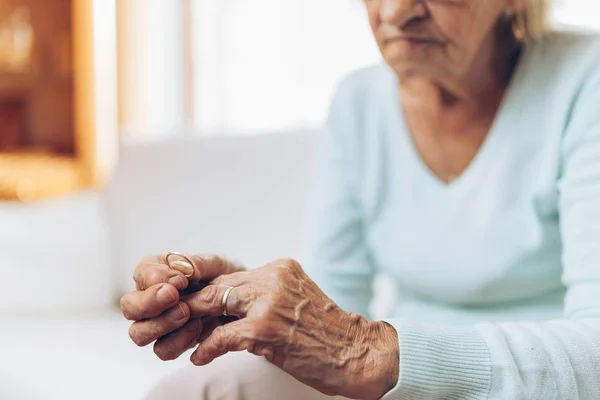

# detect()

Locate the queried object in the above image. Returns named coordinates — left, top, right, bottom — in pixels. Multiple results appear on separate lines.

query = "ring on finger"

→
left=165, top=252, right=197, bottom=279
left=221, top=286, right=234, bottom=316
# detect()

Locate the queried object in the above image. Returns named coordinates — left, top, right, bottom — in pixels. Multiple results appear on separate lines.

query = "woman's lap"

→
left=146, top=351, right=350, bottom=400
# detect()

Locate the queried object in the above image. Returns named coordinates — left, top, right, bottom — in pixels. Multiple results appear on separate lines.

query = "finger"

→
left=128, top=302, right=190, bottom=347
left=190, top=319, right=252, bottom=366
left=186, top=254, right=245, bottom=283
left=121, top=284, right=180, bottom=320
left=184, top=284, right=250, bottom=319
left=134, top=256, right=189, bottom=291
left=153, top=319, right=204, bottom=361
left=164, top=253, right=198, bottom=277
left=153, top=316, right=230, bottom=362
left=210, top=270, right=249, bottom=286
left=195, top=316, right=220, bottom=342
left=194, top=315, right=237, bottom=343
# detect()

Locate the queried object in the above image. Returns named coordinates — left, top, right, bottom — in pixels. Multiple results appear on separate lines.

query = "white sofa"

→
left=0, top=130, right=395, bottom=399
left=0, top=131, right=318, bottom=399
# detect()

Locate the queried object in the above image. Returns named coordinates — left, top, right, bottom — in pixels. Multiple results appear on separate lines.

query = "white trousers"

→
left=146, top=351, right=352, bottom=400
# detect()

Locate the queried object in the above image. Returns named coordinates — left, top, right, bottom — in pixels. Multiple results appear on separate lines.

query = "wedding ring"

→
left=164, top=252, right=197, bottom=279
left=221, top=286, right=234, bottom=316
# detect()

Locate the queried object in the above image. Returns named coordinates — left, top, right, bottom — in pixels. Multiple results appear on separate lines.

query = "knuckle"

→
left=213, top=326, right=229, bottom=347
left=134, top=255, right=165, bottom=286
left=214, top=255, right=225, bottom=271
left=201, top=253, right=217, bottom=267
left=202, top=254, right=235, bottom=274
left=198, top=285, right=220, bottom=305
left=273, top=265, right=291, bottom=280
left=193, top=254, right=212, bottom=277
left=211, top=275, right=225, bottom=285
left=271, top=258, right=303, bottom=282
left=146, top=269, right=163, bottom=285
left=274, top=258, right=300, bottom=271
left=284, top=258, right=302, bottom=271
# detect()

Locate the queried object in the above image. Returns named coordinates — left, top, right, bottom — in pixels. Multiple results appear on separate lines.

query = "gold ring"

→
left=164, top=252, right=196, bottom=279
left=221, top=286, right=234, bottom=316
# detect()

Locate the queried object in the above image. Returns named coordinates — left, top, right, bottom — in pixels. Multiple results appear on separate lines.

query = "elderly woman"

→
left=120, top=0, right=600, bottom=399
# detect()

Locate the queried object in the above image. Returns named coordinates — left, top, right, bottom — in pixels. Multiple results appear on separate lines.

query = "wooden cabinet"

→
left=0, top=0, right=117, bottom=201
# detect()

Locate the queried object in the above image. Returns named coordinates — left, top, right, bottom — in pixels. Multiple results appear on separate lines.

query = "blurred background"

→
left=0, top=0, right=598, bottom=398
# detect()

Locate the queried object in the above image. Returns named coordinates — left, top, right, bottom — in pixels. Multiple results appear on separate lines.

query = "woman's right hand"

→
left=119, top=254, right=243, bottom=361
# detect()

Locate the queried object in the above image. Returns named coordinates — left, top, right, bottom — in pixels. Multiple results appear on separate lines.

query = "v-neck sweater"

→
left=305, top=31, right=600, bottom=399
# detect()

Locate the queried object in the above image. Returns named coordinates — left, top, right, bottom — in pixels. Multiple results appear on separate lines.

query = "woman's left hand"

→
left=180, top=258, right=399, bottom=400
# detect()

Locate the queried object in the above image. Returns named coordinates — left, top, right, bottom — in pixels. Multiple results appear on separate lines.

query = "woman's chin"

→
left=386, top=59, right=429, bottom=79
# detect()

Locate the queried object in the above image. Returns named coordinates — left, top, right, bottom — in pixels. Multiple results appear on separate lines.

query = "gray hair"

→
left=518, top=0, right=552, bottom=40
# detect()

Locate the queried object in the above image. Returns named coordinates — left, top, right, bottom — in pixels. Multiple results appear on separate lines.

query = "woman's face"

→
left=364, top=0, right=518, bottom=79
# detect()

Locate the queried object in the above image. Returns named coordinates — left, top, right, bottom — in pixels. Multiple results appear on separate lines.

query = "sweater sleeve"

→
left=303, top=77, right=376, bottom=319
left=380, top=64, right=600, bottom=399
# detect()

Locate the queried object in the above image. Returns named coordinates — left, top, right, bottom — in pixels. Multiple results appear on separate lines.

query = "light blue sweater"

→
left=304, top=32, right=600, bottom=399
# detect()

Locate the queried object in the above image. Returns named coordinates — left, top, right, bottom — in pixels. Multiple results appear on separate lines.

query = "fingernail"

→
left=170, top=303, right=187, bottom=322
left=156, top=286, right=176, bottom=305
left=170, top=260, right=194, bottom=274
left=168, top=275, right=186, bottom=288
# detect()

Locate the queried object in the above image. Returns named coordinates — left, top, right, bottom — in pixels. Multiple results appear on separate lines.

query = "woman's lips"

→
left=386, top=36, right=435, bottom=45
left=384, top=36, right=440, bottom=52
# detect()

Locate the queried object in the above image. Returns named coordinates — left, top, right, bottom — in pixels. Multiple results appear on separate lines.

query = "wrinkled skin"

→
left=121, top=254, right=243, bottom=358
left=121, top=255, right=399, bottom=400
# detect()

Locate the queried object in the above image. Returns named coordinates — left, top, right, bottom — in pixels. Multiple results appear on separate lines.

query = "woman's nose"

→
left=379, top=0, right=426, bottom=26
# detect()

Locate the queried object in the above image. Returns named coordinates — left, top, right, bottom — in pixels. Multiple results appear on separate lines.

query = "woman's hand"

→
left=182, top=258, right=399, bottom=400
left=120, top=254, right=243, bottom=361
